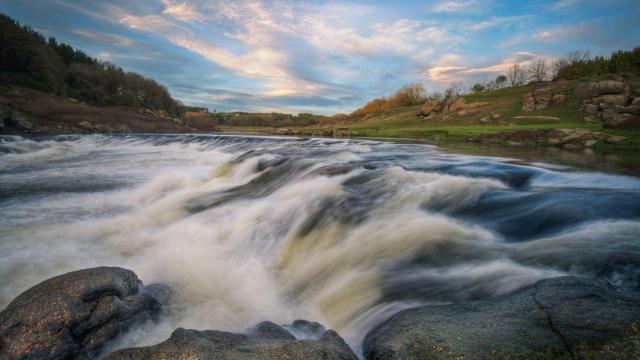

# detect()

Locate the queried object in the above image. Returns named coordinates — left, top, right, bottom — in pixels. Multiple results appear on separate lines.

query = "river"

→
left=1, top=134, right=639, bottom=354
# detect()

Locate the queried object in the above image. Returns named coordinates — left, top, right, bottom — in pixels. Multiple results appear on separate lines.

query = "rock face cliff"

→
left=578, top=80, right=640, bottom=128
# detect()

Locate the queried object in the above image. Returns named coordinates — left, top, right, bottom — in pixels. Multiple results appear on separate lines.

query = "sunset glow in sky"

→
left=1, top=0, right=639, bottom=114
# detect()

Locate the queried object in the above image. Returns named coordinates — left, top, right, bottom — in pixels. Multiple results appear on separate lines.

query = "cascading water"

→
left=1, top=134, right=640, bottom=355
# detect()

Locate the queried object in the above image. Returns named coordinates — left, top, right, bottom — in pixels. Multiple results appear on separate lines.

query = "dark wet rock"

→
left=0, top=267, right=163, bottom=360
left=363, top=276, right=640, bottom=360
left=105, top=321, right=358, bottom=360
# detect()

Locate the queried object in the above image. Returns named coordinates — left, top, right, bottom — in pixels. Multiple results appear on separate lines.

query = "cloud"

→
left=551, top=0, right=583, bottom=10
left=161, top=0, right=204, bottom=22
left=427, top=52, right=540, bottom=83
left=431, top=0, right=482, bottom=13
left=532, top=24, right=589, bottom=43
left=71, top=29, right=150, bottom=49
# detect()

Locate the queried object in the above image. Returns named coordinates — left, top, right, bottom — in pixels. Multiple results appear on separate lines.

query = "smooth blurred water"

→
left=1, top=134, right=639, bottom=353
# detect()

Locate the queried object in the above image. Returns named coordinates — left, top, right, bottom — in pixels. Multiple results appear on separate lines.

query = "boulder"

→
left=78, top=121, right=93, bottom=131
left=552, top=94, right=566, bottom=104
left=0, top=267, right=164, bottom=360
left=419, top=100, right=441, bottom=116
left=447, top=97, right=466, bottom=112
left=363, top=276, right=640, bottom=360
left=513, top=116, right=560, bottom=121
left=522, top=93, right=535, bottom=112
left=462, top=102, right=490, bottom=110
left=600, top=94, right=627, bottom=106
left=533, top=87, right=553, bottom=101
left=574, top=82, right=597, bottom=99
left=596, top=80, right=629, bottom=95
left=105, top=320, right=358, bottom=360
left=603, top=113, right=638, bottom=128
left=583, top=103, right=599, bottom=114
left=605, top=135, right=627, bottom=143
left=457, top=109, right=481, bottom=117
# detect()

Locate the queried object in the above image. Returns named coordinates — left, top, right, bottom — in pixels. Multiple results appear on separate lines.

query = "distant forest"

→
left=0, top=14, right=179, bottom=115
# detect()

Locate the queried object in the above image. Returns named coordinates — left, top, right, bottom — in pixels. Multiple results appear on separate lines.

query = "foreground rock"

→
left=364, top=276, right=640, bottom=359
left=0, top=267, right=165, bottom=360
left=105, top=320, right=358, bottom=360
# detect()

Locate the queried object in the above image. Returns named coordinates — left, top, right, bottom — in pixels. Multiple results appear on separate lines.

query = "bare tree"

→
left=527, top=59, right=549, bottom=82
left=566, top=49, right=591, bottom=64
left=506, top=64, right=527, bottom=86
left=445, top=81, right=464, bottom=97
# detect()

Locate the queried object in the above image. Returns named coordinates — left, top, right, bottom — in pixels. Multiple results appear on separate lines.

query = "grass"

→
left=220, top=78, right=640, bottom=152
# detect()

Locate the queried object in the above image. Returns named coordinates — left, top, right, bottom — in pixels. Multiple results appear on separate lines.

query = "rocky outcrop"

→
left=579, top=80, right=639, bottom=128
left=419, top=97, right=490, bottom=119
left=522, top=83, right=566, bottom=112
left=467, top=128, right=625, bottom=149
left=0, top=267, right=166, bottom=360
left=363, top=276, right=640, bottom=360
left=105, top=320, right=358, bottom=360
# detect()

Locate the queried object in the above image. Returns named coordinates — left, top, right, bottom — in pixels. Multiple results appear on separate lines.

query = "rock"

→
left=574, top=82, right=597, bottom=99
left=584, top=116, right=599, bottom=123
left=533, top=87, right=553, bottom=101
left=457, top=109, right=481, bottom=117
left=583, top=139, right=598, bottom=148
left=522, top=93, right=535, bottom=112
left=105, top=321, right=358, bottom=360
left=603, top=113, right=638, bottom=128
left=596, top=80, right=629, bottom=95
left=632, top=97, right=640, bottom=105
left=513, top=116, right=560, bottom=121
left=14, top=114, right=34, bottom=131
left=480, top=116, right=490, bottom=124
left=619, top=104, right=640, bottom=115
left=275, top=128, right=293, bottom=135
left=600, top=94, right=627, bottom=106
left=552, top=94, right=566, bottom=104
left=363, top=276, right=640, bottom=360
left=462, top=102, right=490, bottom=110
left=562, top=143, right=582, bottom=150
left=448, top=97, right=466, bottom=112
left=605, top=135, right=626, bottom=143
left=583, top=103, right=599, bottom=114
left=419, top=100, right=441, bottom=116
left=117, top=124, right=132, bottom=133
left=491, top=113, right=501, bottom=120
left=78, top=121, right=93, bottom=131
left=0, top=267, right=164, bottom=360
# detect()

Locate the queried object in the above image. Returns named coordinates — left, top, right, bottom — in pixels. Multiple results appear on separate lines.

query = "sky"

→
left=1, top=0, right=639, bottom=115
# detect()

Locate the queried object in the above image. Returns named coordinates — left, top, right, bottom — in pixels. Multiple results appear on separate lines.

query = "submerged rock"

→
left=105, top=320, right=358, bottom=360
left=363, top=276, right=640, bottom=359
left=0, top=267, right=164, bottom=360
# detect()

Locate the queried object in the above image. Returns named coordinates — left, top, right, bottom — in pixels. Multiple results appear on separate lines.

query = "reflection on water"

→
left=1, top=134, right=639, bottom=354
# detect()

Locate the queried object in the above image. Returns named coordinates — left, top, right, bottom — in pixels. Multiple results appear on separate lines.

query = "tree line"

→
left=0, top=13, right=180, bottom=114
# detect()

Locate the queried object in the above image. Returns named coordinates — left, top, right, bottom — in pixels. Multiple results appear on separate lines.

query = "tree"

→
left=566, top=49, right=591, bottom=64
left=471, top=83, right=485, bottom=93
left=527, top=59, right=549, bottom=82
left=495, top=75, right=507, bottom=88
left=445, top=81, right=463, bottom=97
left=388, top=83, right=427, bottom=107
left=507, top=64, right=527, bottom=86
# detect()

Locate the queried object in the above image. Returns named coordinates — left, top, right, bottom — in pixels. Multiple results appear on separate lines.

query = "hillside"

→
left=221, top=75, right=639, bottom=152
